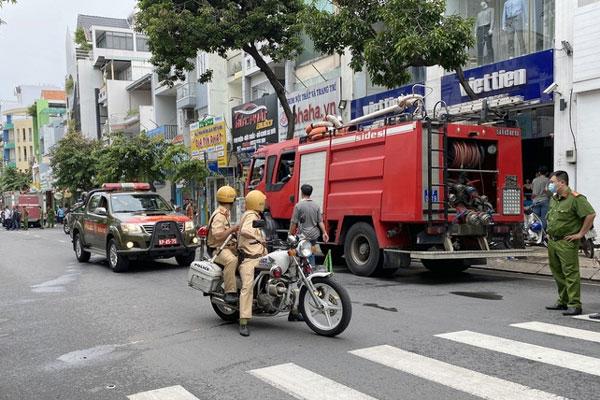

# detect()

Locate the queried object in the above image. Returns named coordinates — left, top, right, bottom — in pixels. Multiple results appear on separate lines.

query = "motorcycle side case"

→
left=188, top=260, right=223, bottom=293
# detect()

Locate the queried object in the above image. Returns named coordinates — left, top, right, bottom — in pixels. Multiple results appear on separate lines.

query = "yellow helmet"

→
left=216, top=185, right=236, bottom=204
left=245, top=190, right=266, bottom=212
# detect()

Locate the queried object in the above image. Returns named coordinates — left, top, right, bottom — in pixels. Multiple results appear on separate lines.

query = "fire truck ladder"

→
left=425, top=120, right=449, bottom=229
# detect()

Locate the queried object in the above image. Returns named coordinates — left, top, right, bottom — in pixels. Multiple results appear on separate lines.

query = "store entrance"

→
left=522, top=136, right=553, bottom=204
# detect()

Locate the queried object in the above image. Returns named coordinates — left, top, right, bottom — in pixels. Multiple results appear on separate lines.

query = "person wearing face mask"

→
left=545, top=171, right=596, bottom=316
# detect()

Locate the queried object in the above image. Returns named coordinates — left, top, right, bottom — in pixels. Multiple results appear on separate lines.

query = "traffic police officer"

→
left=207, top=186, right=240, bottom=305
left=545, top=170, right=596, bottom=316
left=237, top=190, right=267, bottom=337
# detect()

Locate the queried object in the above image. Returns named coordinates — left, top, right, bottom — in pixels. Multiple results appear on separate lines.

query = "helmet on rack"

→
left=216, top=185, right=236, bottom=204
left=245, top=190, right=266, bottom=212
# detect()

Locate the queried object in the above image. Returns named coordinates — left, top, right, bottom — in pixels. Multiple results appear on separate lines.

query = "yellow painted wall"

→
left=13, top=118, right=34, bottom=172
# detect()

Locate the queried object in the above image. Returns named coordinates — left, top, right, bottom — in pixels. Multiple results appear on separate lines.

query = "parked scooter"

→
left=188, top=221, right=352, bottom=337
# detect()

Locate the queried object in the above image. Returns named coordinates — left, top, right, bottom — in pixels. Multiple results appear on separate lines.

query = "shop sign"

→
left=231, top=94, right=278, bottom=152
left=351, top=83, right=425, bottom=119
left=278, top=79, right=340, bottom=141
left=441, top=49, right=554, bottom=106
left=190, top=117, right=228, bottom=168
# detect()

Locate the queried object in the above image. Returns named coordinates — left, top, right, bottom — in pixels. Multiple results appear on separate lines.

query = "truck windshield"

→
left=110, top=194, right=172, bottom=213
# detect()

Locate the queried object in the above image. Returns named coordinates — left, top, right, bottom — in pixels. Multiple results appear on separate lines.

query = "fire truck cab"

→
left=245, top=99, right=530, bottom=276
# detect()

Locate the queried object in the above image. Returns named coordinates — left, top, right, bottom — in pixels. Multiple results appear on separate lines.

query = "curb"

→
left=475, top=257, right=600, bottom=281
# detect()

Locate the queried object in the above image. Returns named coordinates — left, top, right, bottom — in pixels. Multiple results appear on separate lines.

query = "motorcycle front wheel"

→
left=299, top=277, right=351, bottom=337
left=211, top=297, right=239, bottom=322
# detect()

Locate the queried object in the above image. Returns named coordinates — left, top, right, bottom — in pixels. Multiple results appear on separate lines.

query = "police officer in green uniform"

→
left=545, top=171, right=596, bottom=316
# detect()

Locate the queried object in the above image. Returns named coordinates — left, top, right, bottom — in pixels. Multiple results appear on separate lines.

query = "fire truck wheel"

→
left=344, top=222, right=382, bottom=276
left=421, top=259, right=469, bottom=274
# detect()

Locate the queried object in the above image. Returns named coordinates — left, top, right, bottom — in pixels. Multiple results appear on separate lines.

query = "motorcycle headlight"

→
left=297, top=240, right=312, bottom=258
left=184, top=221, right=195, bottom=231
left=121, top=223, right=142, bottom=234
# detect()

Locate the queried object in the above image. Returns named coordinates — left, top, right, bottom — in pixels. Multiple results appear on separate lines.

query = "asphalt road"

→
left=1, top=227, right=600, bottom=400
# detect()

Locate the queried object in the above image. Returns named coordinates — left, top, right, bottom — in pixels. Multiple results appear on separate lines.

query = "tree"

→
left=136, top=0, right=305, bottom=140
left=95, top=133, right=171, bottom=184
left=160, top=144, right=209, bottom=187
left=303, top=0, right=477, bottom=99
left=0, top=0, right=16, bottom=25
left=74, top=27, right=92, bottom=51
left=0, top=165, right=31, bottom=192
left=49, top=132, right=100, bottom=192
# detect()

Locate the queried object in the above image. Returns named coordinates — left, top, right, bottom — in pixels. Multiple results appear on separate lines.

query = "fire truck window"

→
left=276, top=153, right=295, bottom=184
left=266, top=155, right=277, bottom=188
left=249, top=158, right=265, bottom=188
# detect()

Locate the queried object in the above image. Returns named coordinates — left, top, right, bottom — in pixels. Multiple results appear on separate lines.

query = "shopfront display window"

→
left=447, top=0, right=554, bottom=68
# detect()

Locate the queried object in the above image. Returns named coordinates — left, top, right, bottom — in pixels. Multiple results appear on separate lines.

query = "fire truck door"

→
left=265, top=152, right=297, bottom=218
left=298, top=151, right=327, bottom=213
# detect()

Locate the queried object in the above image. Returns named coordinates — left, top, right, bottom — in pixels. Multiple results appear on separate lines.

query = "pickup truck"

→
left=70, top=183, right=200, bottom=272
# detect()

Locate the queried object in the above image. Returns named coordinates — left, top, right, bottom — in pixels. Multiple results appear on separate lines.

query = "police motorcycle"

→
left=188, top=221, right=352, bottom=337
left=523, top=206, right=548, bottom=247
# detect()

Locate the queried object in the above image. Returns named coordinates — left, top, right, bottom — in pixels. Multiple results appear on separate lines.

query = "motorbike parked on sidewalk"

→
left=187, top=221, right=352, bottom=337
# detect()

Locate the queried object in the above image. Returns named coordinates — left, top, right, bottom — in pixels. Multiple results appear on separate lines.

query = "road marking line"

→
left=248, top=362, right=377, bottom=400
left=573, top=314, right=600, bottom=323
left=350, top=345, right=567, bottom=400
left=511, top=321, right=600, bottom=343
left=436, top=330, right=600, bottom=377
left=127, top=385, right=199, bottom=400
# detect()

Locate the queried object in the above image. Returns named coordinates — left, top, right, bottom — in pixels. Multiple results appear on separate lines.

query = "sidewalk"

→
left=479, top=247, right=600, bottom=281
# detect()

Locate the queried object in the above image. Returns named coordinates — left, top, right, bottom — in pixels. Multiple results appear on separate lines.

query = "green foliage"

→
left=74, top=27, right=92, bottom=51
left=65, top=76, right=74, bottom=95
left=49, top=131, right=100, bottom=192
left=0, top=165, right=31, bottom=192
left=27, top=103, right=37, bottom=117
left=304, top=0, right=475, bottom=89
left=95, top=133, right=170, bottom=184
left=135, top=0, right=306, bottom=139
left=160, top=144, right=209, bottom=186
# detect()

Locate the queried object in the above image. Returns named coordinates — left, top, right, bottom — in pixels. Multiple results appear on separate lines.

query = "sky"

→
left=0, top=0, right=137, bottom=106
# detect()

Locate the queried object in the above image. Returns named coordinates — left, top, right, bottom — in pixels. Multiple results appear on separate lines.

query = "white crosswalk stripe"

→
left=436, top=330, right=600, bottom=377
left=248, top=362, right=378, bottom=400
left=573, top=314, right=600, bottom=323
left=511, top=321, right=600, bottom=343
left=350, top=345, right=568, bottom=400
left=127, top=385, right=200, bottom=400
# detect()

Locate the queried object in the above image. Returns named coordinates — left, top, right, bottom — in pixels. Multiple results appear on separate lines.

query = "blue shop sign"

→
left=351, top=83, right=425, bottom=119
left=441, top=49, right=554, bottom=106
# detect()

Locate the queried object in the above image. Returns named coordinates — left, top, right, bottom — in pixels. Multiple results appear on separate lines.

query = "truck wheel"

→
left=107, top=238, right=129, bottom=273
left=344, top=222, right=382, bottom=276
left=175, top=251, right=196, bottom=266
left=73, top=232, right=91, bottom=263
left=421, top=259, right=469, bottom=274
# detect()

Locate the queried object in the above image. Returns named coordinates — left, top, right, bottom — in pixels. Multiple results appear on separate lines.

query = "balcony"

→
left=227, top=53, right=243, bottom=82
left=176, top=82, right=198, bottom=109
left=75, top=48, right=92, bottom=60
left=147, top=125, right=178, bottom=141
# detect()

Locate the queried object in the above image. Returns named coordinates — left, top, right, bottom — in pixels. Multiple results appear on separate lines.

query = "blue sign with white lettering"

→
left=351, top=83, right=425, bottom=119
left=441, top=49, right=554, bottom=106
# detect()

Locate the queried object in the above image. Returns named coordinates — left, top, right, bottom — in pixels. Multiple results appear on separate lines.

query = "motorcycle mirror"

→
left=252, top=220, right=266, bottom=229
left=287, top=235, right=298, bottom=246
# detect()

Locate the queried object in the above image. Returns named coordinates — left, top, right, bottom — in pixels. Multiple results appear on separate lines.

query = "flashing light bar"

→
left=101, top=183, right=152, bottom=191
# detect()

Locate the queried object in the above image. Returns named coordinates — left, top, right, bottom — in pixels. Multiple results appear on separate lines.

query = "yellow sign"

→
left=190, top=120, right=228, bottom=167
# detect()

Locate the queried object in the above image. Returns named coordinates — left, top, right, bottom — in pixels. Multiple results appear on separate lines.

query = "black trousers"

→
left=477, top=24, right=494, bottom=65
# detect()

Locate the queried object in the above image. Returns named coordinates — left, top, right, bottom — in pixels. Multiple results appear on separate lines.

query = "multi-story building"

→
left=10, top=108, right=34, bottom=172
left=66, top=14, right=153, bottom=140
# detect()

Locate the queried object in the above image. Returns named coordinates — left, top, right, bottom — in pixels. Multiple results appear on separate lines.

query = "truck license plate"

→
left=158, top=238, right=178, bottom=246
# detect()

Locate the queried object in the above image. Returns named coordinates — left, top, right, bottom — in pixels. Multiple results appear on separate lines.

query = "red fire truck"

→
left=245, top=96, right=530, bottom=276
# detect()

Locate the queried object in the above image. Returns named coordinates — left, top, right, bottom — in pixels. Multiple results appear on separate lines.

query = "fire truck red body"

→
left=245, top=118, right=529, bottom=276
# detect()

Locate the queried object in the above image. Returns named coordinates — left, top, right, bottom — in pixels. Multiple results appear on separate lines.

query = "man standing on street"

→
left=22, top=207, right=29, bottom=230
left=531, top=166, right=550, bottom=228
left=289, top=184, right=329, bottom=266
left=46, top=206, right=55, bottom=228
left=545, top=171, right=596, bottom=316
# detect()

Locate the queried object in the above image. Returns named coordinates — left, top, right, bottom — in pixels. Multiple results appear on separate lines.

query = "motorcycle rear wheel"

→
left=211, top=297, right=239, bottom=322
left=299, top=277, right=351, bottom=337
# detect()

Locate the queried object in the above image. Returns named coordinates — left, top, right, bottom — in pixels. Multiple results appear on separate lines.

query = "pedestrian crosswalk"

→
left=128, top=318, right=599, bottom=400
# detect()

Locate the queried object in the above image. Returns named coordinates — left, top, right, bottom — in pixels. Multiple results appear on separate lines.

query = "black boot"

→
left=239, top=324, right=249, bottom=337
left=288, top=312, right=304, bottom=322
left=224, top=293, right=238, bottom=305
left=562, top=307, right=583, bottom=316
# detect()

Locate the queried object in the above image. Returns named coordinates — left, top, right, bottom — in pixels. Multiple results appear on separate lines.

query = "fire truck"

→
left=245, top=94, right=530, bottom=276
